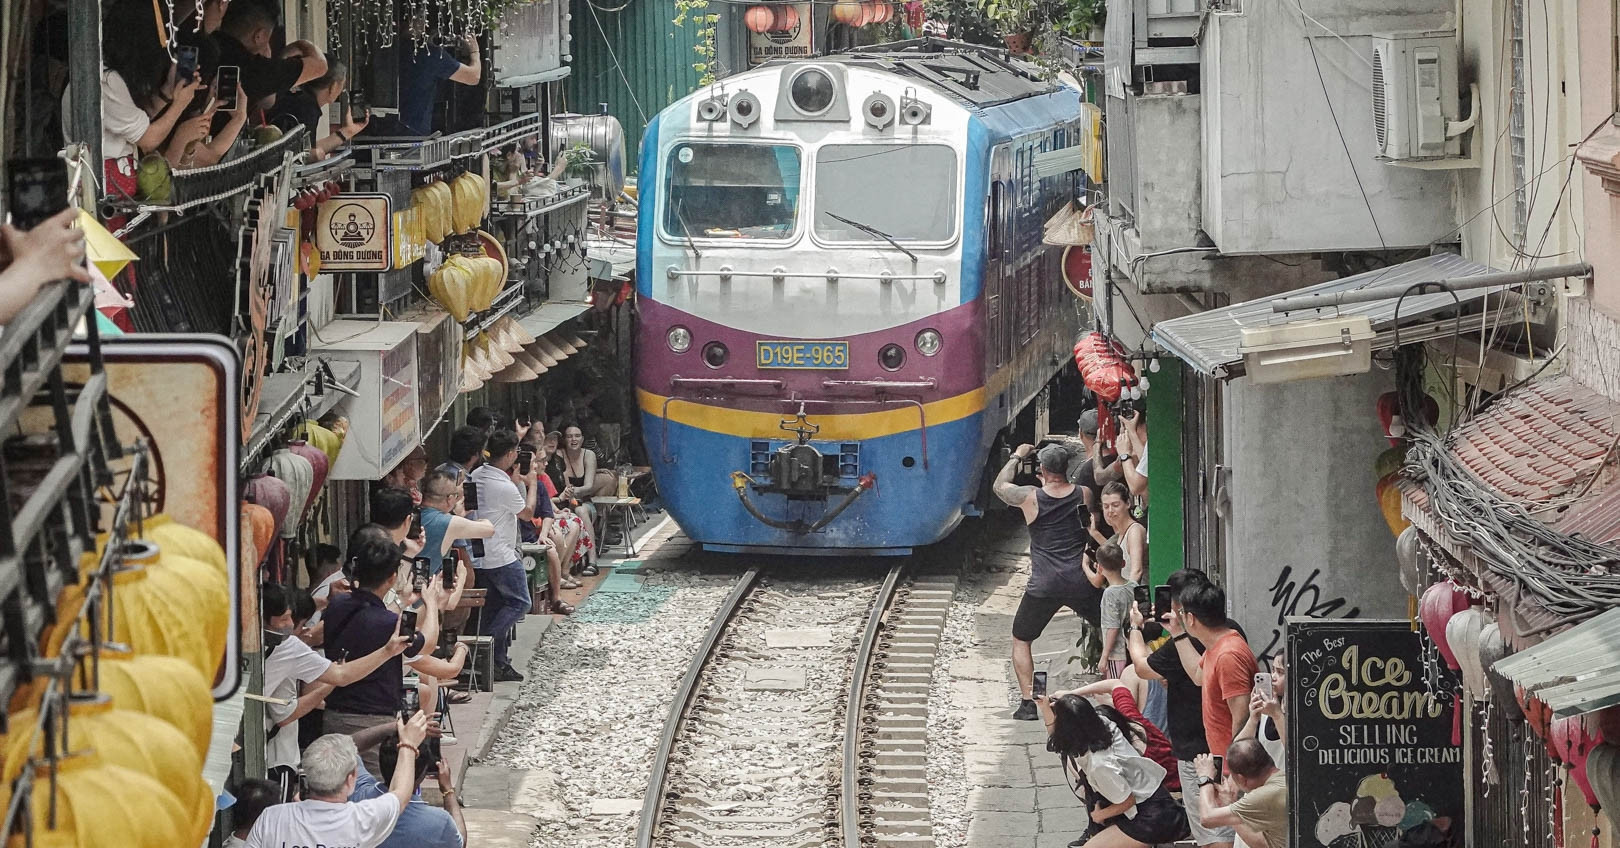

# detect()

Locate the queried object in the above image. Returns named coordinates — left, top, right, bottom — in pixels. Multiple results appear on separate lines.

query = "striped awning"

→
left=1493, top=608, right=1620, bottom=718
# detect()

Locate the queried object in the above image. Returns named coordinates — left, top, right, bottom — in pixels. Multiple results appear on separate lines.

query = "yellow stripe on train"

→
left=636, top=388, right=987, bottom=441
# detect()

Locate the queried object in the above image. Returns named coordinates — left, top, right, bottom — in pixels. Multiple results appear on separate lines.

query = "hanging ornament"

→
left=745, top=5, right=774, bottom=32
left=832, top=0, right=864, bottom=24
left=1447, top=608, right=1487, bottom=702
left=1553, top=718, right=1605, bottom=810
left=1419, top=581, right=1471, bottom=671
left=1396, top=526, right=1424, bottom=595
left=773, top=4, right=800, bottom=31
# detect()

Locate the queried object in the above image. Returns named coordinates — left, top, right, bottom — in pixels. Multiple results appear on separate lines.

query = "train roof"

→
left=763, top=39, right=1061, bottom=110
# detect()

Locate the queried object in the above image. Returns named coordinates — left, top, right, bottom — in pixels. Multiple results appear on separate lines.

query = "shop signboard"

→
left=749, top=4, right=813, bottom=66
left=316, top=193, right=393, bottom=272
left=53, top=335, right=243, bottom=699
left=1286, top=619, right=1463, bottom=848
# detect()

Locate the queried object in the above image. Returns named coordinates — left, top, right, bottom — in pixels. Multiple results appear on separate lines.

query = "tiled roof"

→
left=1446, top=375, right=1620, bottom=503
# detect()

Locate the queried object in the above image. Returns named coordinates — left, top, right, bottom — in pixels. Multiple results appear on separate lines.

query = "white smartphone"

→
left=1254, top=672, right=1275, bottom=696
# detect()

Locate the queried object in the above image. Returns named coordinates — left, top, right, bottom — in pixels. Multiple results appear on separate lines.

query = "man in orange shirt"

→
left=1173, top=582, right=1256, bottom=765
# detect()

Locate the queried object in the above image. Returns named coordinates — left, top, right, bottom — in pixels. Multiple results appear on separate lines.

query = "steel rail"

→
left=841, top=561, right=907, bottom=848
left=634, top=566, right=764, bottom=848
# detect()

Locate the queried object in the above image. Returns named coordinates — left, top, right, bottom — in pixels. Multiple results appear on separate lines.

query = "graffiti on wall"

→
left=1257, top=565, right=1361, bottom=659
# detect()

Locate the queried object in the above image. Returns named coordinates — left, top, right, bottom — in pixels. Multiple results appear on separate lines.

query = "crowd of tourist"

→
left=996, top=403, right=1289, bottom=848
left=68, top=0, right=486, bottom=208
left=230, top=404, right=634, bottom=847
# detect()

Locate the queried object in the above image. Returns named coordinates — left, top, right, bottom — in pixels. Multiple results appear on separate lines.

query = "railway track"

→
left=635, top=561, right=957, bottom=848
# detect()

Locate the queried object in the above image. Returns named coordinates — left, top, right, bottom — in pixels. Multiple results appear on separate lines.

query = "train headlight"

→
left=789, top=68, right=836, bottom=116
left=667, top=326, right=692, bottom=353
left=703, top=341, right=730, bottom=368
left=915, top=329, right=942, bottom=357
left=879, top=344, right=906, bottom=371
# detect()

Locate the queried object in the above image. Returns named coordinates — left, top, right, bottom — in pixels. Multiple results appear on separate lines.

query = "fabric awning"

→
left=517, top=300, right=590, bottom=338
left=1152, top=253, right=1508, bottom=378
left=1493, top=608, right=1620, bottom=718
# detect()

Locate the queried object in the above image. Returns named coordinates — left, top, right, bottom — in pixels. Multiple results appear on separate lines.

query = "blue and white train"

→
left=635, top=40, right=1090, bottom=554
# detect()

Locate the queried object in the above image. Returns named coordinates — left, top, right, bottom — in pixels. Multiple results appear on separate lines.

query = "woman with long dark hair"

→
left=1040, top=692, right=1189, bottom=848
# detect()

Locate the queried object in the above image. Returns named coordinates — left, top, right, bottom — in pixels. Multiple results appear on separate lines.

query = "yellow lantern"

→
left=27, top=754, right=189, bottom=848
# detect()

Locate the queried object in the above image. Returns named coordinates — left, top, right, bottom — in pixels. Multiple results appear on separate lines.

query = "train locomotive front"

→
left=635, top=44, right=1083, bottom=554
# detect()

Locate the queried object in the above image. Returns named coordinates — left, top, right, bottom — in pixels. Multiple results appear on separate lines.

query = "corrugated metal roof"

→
left=1151, top=253, right=1500, bottom=377
left=567, top=0, right=703, bottom=167
left=1493, top=608, right=1620, bottom=718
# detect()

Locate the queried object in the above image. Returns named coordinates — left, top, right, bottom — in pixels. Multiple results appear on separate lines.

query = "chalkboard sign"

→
left=1286, top=619, right=1463, bottom=848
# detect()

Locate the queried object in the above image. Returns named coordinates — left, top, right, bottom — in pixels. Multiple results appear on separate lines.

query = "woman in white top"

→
left=1040, top=693, right=1189, bottom=848
left=1237, top=654, right=1288, bottom=771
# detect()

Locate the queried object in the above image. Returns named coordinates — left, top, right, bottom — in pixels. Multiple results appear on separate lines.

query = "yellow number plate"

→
left=756, top=341, right=850, bottom=370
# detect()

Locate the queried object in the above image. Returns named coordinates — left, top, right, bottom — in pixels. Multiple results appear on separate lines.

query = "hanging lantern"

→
left=1587, top=743, right=1620, bottom=813
left=1479, top=621, right=1524, bottom=721
left=1073, top=332, right=1137, bottom=402
left=744, top=4, right=774, bottom=31
left=24, top=754, right=189, bottom=848
left=243, top=501, right=276, bottom=564
left=1419, top=581, right=1471, bottom=670
left=1376, top=390, right=1441, bottom=446
left=137, top=514, right=228, bottom=574
left=300, top=418, right=344, bottom=464
left=1396, top=526, right=1425, bottom=595
left=856, top=1, right=875, bottom=24
left=872, top=1, right=892, bottom=22
left=8, top=699, right=213, bottom=846
left=266, top=448, right=314, bottom=540
left=1553, top=717, right=1605, bottom=810
left=1447, top=608, right=1487, bottom=702
left=96, top=648, right=215, bottom=757
left=1375, top=471, right=1409, bottom=537
left=776, top=4, right=800, bottom=29
left=118, top=540, right=230, bottom=664
left=1519, top=686, right=1554, bottom=741
left=832, top=0, right=863, bottom=24
left=243, top=474, right=291, bottom=540
left=287, top=440, right=330, bottom=518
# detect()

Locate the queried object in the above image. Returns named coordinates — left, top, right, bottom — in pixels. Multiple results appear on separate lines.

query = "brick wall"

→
left=1565, top=295, right=1620, bottom=401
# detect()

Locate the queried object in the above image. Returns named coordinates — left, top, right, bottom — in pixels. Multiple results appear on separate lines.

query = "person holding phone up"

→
left=468, top=429, right=545, bottom=680
left=1235, top=656, right=1287, bottom=771
left=0, top=208, right=87, bottom=325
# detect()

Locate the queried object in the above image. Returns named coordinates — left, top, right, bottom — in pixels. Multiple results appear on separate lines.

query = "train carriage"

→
left=635, top=40, right=1089, bottom=555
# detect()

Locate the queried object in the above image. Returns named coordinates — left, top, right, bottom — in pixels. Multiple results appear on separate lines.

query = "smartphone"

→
left=1153, top=585, right=1173, bottom=616
left=399, top=609, right=418, bottom=640
left=398, top=685, right=420, bottom=720
left=410, top=512, right=424, bottom=539
left=348, top=90, right=368, bottom=122
left=1255, top=672, right=1275, bottom=696
left=441, top=557, right=456, bottom=591
left=518, top=402, right=533, bottom=427
left=463, top=480, right=479, bottom=511
left=176, top=45, right=199, bottom=84
left=6, top=158, right=69, bottom=231
left=1032, top=671, right=1047, bottom=698
left=411, top=556, right=432, bottom=587
left=1212, top=755, right=1223, bottom=775
left=518, top=448, right=533, bottom=476
left=215, top=66, right=240, bottom=111
left=1132, top=584, right=1150, bottom=606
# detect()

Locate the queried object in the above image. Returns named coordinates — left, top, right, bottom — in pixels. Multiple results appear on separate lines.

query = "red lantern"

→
left=871, top=2, right=891, bottom=22
left=857, top=1, right=875, bottom=25
left=772, top=4, right=799, bottom=30
left=1418, top=581, right=1471, bottom=671
left=832, top=0, right=863, bottom=23
left=1072, top=332, right=1136, bottom=402
left=744, top=5, right=774, bottom=32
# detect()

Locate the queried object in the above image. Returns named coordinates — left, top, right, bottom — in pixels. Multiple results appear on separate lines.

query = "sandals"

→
left=580, top=563, right=600, bottom=577
left=569, top=563, right=583, bottom=577
left=560, top=577, right=583, bottom=590
left=550, top=600, right=576, bottom=616
left=446, top=690, right=473, bottom=705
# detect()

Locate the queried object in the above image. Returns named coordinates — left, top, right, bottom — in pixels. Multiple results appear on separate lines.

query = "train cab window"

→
left=663, top=143, right=801, bottom=240
left=813, top=144, right=958, bottom=242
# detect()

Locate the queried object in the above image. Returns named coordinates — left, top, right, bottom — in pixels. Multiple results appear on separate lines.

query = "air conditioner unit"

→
left=1370, top=32, right=1463, bottom=161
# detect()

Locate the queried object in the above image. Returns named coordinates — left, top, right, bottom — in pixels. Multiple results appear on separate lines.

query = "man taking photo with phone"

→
left=468, top=428, right=542, bottom=681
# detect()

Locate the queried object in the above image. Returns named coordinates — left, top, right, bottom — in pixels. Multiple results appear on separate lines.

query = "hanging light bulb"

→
left=1148, top=357, right=1161, bottom=373
left=1138, top=376, right=1151, bottom=392
left=1388, top=414, right=1406, bottom=438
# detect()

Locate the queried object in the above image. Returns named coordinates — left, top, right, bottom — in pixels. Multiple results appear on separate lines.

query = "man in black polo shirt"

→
left=322, top=525, right=468, bottom=778
left=213, top=1, right=326, bottom=110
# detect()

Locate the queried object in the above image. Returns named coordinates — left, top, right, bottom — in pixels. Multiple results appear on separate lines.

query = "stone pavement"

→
left=953, top=534, right=1102, bottom=848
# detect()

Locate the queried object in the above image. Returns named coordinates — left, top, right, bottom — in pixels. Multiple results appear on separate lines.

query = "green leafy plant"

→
left=672, top=0, right=720, bottom=86
left=922, top=0, right=1001, bottom=45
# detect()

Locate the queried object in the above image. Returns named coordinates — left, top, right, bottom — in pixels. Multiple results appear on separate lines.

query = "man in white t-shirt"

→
left=261, top=583, right=411, bottom=792
left=245, top=713, right=430, bottom=848
left=468, top=428, right=540, bottom=682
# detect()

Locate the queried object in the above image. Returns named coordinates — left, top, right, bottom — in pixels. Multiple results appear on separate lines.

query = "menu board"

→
left=1286, top=619, right=1463, bottom=848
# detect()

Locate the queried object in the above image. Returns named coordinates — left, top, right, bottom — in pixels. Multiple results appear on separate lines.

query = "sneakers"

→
left=494, top=663, right=525, bottom=683
left=1012, top=699, right=1039, bottom=721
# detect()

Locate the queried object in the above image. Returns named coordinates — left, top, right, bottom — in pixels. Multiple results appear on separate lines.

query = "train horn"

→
left=697, top=95, right=728, bottom=122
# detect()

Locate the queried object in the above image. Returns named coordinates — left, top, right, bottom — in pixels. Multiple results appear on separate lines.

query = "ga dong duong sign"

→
left=1286, top=619, right=1463, bottom=848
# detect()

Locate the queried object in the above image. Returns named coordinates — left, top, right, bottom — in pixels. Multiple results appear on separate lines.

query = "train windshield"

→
left=814, top=144, right=958, bottom=242
left=663, top=142, right=801, bottom=239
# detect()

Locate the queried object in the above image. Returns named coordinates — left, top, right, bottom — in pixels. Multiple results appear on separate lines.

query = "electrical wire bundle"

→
left=1396, top=346, right=1620, bottom=622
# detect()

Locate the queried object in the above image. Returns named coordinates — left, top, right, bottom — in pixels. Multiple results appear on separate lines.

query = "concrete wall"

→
left=1576, top=0, right=1620, bottom=314
left=1220, top=371, right=1408, bottom=657
left=1454, top=0, right=1585, bottom=274
left=1133, top=93, right=1203, bottom=250
left=1201, top=0, right=1459, bottom=254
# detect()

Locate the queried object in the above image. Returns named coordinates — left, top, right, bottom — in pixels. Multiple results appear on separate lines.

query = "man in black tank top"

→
left=994, top=444, right=1105, bottom=721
